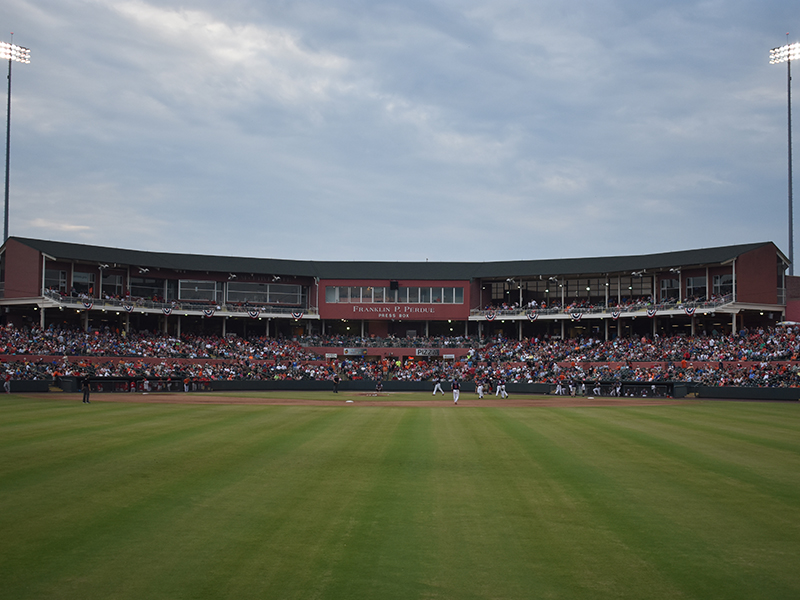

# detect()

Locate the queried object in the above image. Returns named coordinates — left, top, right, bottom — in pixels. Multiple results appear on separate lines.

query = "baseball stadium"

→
left=2, top=236, right=800, bottom=599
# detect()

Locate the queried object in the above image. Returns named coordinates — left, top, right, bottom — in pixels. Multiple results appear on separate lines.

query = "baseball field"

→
left=1, top=391, right=799, bottom=599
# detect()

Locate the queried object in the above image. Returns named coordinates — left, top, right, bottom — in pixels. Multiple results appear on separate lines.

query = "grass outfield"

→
left=1, top=395, right=799, bottom=599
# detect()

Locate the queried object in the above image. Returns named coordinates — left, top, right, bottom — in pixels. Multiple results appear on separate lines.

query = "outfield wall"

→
left=13, top=376, right=800, bottom=401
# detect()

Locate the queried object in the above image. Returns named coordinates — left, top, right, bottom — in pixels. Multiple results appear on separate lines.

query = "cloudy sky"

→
left=1, top=0, right=798, bottom=262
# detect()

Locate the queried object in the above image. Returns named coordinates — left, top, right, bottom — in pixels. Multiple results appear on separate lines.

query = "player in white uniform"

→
left=452, top=380, right=460, bottom=404
left=476, top=379, right=484, bottom=399
left=495, top=378, right=508, bottom=399
left=432, top=377, right=444, bottom=395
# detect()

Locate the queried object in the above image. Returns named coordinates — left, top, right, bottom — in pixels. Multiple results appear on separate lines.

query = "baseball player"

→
left=452, top=379, right=460, bottom=404
left=495, top=377, right=508, bottom=399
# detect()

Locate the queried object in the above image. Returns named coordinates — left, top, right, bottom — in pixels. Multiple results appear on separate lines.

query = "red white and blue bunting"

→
left=292, top=311, right=304, bottom=320
left=122, top=304, right=134, bottom=313
left=163, top=307, right=172, bottom=316
left=570, top=312, right=582, bottom=321
left=82, top=300, right=93, bottom=310
left=202, top=309, right=215, bottom=318
left=647, top=308, right=657, bottom=318
left=683, top=306, right=696, bottom=316
left=527, top=311, right=538, bottom=321
left=485, top=312, right=496, bottom=321
left=248, top=309, right=261, bottom=319
left=611, top=310, right=621, bottom=320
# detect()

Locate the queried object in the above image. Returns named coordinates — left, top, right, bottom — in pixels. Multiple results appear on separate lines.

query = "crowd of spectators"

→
left=482, top=293, right=731, bottom=314
left=2, top=324, right=800, bottom=389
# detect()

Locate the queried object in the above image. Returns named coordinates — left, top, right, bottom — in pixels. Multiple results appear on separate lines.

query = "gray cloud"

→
left=3, top=0, right=798, bottom=261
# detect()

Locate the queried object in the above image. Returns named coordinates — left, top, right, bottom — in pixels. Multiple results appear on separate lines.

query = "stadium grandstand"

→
left=2, top=237, right=800, bottom=395
left=0, top=237, right=794, bottom=348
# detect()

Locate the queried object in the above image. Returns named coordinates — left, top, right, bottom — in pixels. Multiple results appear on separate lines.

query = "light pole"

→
left=1, top=37, right=30, bottom=243
left=770, top=39, right=800, bottom=275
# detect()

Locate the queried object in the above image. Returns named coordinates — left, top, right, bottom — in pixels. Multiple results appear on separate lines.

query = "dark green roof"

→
left=7, top=237, right=779, bottom=281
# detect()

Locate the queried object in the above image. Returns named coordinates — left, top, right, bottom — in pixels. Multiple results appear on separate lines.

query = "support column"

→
left=125, top=313, right=130, bottom=334
left=40, top=307, right=45, bottom=329
left=560, top=319, right=565, bottom=339
left=604, top=318, right=609, bottom=341
left=518, top=320, right=522, bottom=341
left=691, top=316, right=696, bottom=336
left=177, top=315, right=181, bottom=337
left=162, top=315, right=168, bottom=334
left=222, top=317, right=227, bottom=337
left=82, top=310, right=89, bottom=332
left=732, top=312, right=737, bottom=334
left=652, top=317, right=657, bottom=338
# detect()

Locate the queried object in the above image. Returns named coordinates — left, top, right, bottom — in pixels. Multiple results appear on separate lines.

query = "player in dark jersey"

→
left=452, top=380, right=461, bottom=404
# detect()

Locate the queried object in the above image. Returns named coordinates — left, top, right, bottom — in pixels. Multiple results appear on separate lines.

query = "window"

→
left=712, top=274, right=733, bottom=297
left=45, top=269, right=67, bottom=293
left=179, top=280, right=221, bottom=302
left=72, top=272, right=96, bottom=295
left=324, top=285, right=464, bottom=304
left=131, top=277, right=164, bottom=300
left=325, top=286, right=339, bottom=303
left=268, top=284, right=303, bottom=305
left=686, top=277, right=707, bottom=300
left=102, top=274, right=123, bottom=297
left=229, top=282, right=270, bottom=304
left=660, top=278, right=679, bottom=301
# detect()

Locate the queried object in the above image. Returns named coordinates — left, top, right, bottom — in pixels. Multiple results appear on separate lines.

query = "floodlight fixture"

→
left=770, top=39, right=799, bottom=275
left=770, top=42, right=800, bottom=65
left=2, top=38, right=30, bottom=243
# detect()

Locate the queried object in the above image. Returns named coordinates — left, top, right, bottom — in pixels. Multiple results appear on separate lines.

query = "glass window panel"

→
left=45, top=269, right=67, bottom=293
left=325, top=286, right=338, bottom=303
left=101, top=274, right=123, bottom=297
left=407, top=287, right=419, bottom=303
left=373, top=287, right=384, bottom=303
left=72, top=272, right=96, bottom=295
left=420, top=287, right=431, bottom=303
left=443, top=288, right=454, bottom=303
left=130, top=277, right=164, bottom=300
left=454, top=287, right=464, bottom=304
left=268, top=284, right=302, bottom=304
left=179, top=280, right=218, bottom=301
left=713, top=274, right=733, bottom=296
left=229, top=282, right=271, bottom=304
left=686, top=277, right=707, bottom=300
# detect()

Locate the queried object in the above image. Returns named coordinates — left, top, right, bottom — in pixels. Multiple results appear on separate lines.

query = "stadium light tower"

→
left=770, top=39, right=800, bottom=275
left=1, top=36, right=30, bottom=243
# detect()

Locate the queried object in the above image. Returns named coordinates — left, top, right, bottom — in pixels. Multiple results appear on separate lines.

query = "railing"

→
left=42, top=290, right=318, bottom=317
left=470, top=295, right=734, bottom=318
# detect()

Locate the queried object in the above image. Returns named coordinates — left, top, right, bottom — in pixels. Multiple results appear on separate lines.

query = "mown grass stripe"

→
left=1, top=398, right=799, bottom=599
